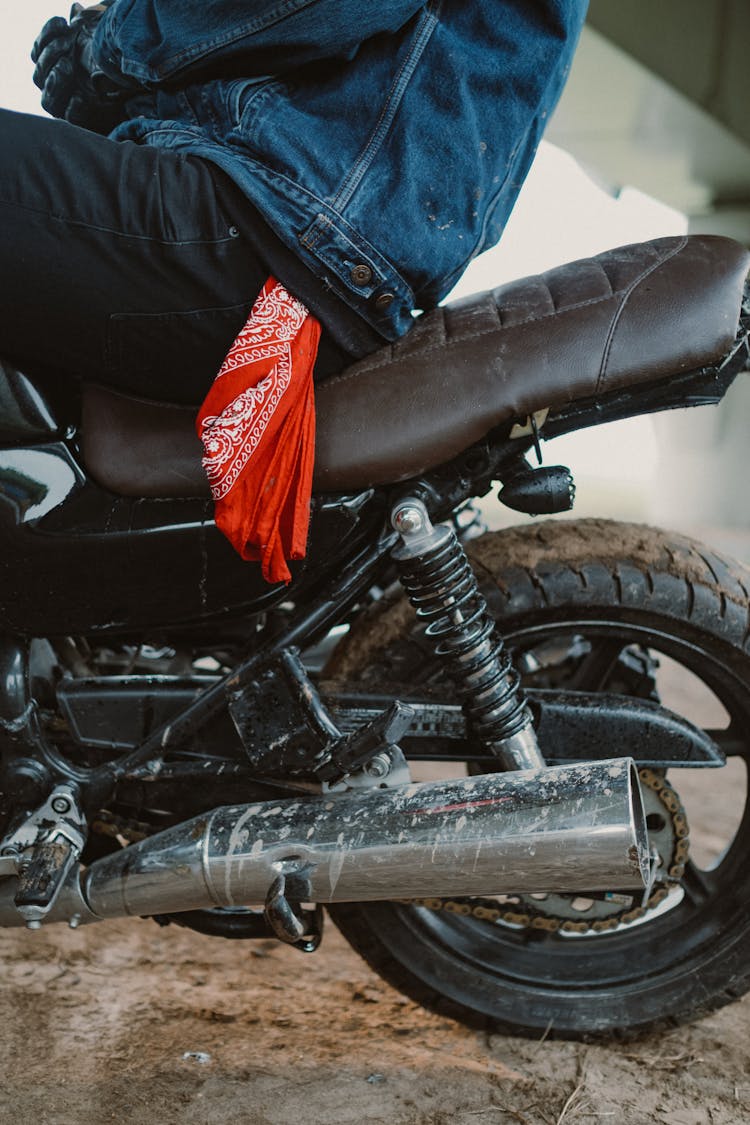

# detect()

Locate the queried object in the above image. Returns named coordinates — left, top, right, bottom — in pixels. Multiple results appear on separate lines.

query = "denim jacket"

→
left=93, top=1, right=587, bottom=341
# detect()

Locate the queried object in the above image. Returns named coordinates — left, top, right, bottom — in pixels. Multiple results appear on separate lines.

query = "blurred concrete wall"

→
left=546, top=11, right=750, bottom=534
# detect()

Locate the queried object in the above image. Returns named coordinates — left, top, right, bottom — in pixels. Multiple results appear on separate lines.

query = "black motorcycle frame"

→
left=0, top=316, right=747, bottom=826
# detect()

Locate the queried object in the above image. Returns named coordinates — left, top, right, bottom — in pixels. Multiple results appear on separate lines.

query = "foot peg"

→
left=0, top=785, right=86, bottom=928
left=315, top=700, right=413, bottom=784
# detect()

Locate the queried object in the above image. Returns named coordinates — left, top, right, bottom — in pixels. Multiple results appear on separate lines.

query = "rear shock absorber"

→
left=391, top=498, right=545, bottom=771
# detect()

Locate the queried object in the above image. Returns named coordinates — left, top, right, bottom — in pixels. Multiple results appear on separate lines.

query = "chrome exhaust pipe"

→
left=78, top=759, right=649, bottom=921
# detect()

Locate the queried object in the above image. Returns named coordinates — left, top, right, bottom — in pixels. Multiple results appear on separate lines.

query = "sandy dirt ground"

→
left=1, top=904, right=749, bottom=1125
left=1, top=763, right=749, bottom=1125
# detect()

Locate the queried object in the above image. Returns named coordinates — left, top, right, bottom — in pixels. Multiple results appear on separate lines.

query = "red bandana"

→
left=196, top=277, right=320, bottom=585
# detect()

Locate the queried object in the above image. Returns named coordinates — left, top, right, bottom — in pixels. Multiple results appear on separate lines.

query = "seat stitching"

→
left=320, top=290, right=623, bottom=389
left=436, top=307, right=449, bottom=345
left=595, top=260, right=615, bottom=299
left=595, top=235, right=689, bottom=394
left=543, top=279, right=557, bottom=315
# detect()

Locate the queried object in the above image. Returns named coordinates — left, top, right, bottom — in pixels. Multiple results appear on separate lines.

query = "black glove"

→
left=31, top=3, right=127, bottom=133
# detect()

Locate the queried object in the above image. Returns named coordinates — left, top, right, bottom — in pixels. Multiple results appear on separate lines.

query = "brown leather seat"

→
left=81, top=234, right=749, bottom=497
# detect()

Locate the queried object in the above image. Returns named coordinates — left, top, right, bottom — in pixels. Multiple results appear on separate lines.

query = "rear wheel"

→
left=326, top=519, right=750, bottom=1038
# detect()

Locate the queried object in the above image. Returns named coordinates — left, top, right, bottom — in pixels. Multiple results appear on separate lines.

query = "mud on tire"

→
left=326, top=519, right=750, bottom=1039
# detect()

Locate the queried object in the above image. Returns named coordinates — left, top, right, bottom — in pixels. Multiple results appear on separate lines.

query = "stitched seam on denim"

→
left=134, top=127, right=203, bottom=143
left=331, top=8, right=438, bottom=212
left=299, top=215, right=401, bottom=289
left=195, top=145, right=408, bottom=287
left=299, top=215, right=382, bottom=276
left=219, top=154, right=396, bottom=268
left=175, top=90, right=199, bottom=126
left=595, top=236, right=689, bottom=394
left=109, top=0, right=319, bottom=82
left=299, top=214, right=332, bottom=251
left=237, top=79, right=288, bottom=136
left=0, top=197, right=236, bottom=246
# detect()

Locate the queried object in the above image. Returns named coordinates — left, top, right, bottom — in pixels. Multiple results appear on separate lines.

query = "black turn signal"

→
left=498, top=465, right=576, bottom=515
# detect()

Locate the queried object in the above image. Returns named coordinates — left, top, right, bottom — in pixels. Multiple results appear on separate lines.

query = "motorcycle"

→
left=0, top=232, right=748, bottom=1040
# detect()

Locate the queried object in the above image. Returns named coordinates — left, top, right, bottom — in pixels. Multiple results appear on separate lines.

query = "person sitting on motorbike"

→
left=4, top=0, right=587, bottom=577
left=4, top=0, right=587, bottom=404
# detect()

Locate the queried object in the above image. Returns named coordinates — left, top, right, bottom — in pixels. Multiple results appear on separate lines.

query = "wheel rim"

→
left=388, top=615, right=750, bottom=1000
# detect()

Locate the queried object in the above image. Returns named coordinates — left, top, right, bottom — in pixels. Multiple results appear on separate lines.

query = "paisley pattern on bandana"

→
left=196, top=278, right=320, bottom=585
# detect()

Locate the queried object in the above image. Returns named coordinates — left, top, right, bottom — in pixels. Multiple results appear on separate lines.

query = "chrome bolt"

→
left=68, top=914, right=81, bottom=930
left=364, top=752, right=391, bottom=779
left=51, top=796, right=71, bottom=814
left=393, top=506, right=425, bottom=535
left=26, top=919, right=42, bottom=931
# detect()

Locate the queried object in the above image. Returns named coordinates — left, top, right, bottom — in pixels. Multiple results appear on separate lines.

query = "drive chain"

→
left=397, top=768, right=690, bottom=935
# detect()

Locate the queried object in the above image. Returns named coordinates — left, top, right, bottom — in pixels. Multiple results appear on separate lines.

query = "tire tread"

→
left=325, top=520, right=750, bottom=1038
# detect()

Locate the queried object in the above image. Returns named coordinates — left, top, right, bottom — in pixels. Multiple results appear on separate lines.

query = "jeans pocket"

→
left=106, top=301, right=251, bottom=403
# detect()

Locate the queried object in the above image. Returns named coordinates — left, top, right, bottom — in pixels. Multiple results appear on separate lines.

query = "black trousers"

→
left=0, top=109, right=352, bottom=404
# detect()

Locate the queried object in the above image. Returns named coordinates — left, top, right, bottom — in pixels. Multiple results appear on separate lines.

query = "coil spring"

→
left=397, top=530, right=529, bottom=742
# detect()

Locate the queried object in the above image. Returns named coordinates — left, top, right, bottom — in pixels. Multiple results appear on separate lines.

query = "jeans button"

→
left=374, top=292, right=395, bottom=311
left=350, top=263, right=373, bottom=286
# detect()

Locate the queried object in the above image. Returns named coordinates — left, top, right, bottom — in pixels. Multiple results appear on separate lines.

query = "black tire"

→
left=325, top=518, right=750, bottom=1039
